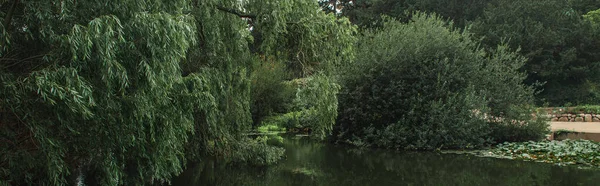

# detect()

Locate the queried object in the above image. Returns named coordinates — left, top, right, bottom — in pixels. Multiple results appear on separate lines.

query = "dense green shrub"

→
left=542, top=105, right=600, bottom=115
left=327, top=0, right=600, bottom=106
left=258, top=74, right=340, bottom=139
left=260, top=110, right=315, bottom=131
left=335, top=13, right=548, bottom=150
left=257, top=124, right=287, bottom=133
left=574, top=105, right=600, bottom=114
left=488, top=108, right=550, bottom=143
left=261, top=111, right=303, bottom=130
left=250, top=56, right=295, bottom=126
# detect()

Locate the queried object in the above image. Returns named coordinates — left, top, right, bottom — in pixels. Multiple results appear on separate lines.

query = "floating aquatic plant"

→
left=483, top=139, right=600, bottom=167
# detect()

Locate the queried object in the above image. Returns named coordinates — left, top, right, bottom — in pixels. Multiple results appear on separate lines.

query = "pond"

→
left=172, top=135, right=600, bottom=186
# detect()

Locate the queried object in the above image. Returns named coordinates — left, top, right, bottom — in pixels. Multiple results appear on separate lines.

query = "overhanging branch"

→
left=2, top=0, right=19, bottom=31
left=1, top=0, right=19, bottom=50
left=216, top=6, right=256, bottom=19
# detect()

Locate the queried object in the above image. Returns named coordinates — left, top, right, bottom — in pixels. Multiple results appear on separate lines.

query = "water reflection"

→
left=172, top=135, right=600, bottom=186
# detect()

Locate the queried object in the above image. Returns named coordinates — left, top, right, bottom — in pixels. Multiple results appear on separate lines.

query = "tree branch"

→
left=1, top=53, right=46, bottom=69
left=216, top=6, right=256, bottom=19
left=2, top=0, right=19, bottom=29
left=1, top=0, right=19, bottom=50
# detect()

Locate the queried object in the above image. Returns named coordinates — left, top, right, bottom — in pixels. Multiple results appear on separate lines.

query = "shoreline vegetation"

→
left=249, top=129, right=600, bottom=169
left=443, top=139, right=600, bottom=169
left=3, top=0, right=600, bottom=185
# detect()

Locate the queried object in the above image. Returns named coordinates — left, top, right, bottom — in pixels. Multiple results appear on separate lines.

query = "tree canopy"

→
left=326, top=0, right=600, bottom=105
left=335, top=13, right=547, bottom=150
left=0, top=0, right=355, bottom=185
left=3, top=0, right=597, bottom=185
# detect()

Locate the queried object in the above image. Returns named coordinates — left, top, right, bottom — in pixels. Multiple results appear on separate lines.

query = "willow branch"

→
left=216, top=6, right=256, bottom=19
left=1, top=0, right=19, bottom=49
left=2, top=0, right=18, bottom=29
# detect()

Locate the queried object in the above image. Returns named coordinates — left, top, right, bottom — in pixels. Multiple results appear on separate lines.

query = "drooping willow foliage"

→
left=291, top=74, right=341, bottom=140
left=0, top=0, right=355, bottom=185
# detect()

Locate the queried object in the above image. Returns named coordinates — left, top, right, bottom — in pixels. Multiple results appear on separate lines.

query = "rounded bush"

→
left=335, top=13, right=548, bottom=150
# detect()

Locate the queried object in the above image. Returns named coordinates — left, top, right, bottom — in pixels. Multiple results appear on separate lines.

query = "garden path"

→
left=550, top=122, right=600, bottom=133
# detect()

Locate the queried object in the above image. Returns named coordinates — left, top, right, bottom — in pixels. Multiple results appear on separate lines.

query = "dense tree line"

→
left=325, top=0, right=600, bottom=106
left=0, top=0, right=352, bottom=185
left=3, top=0, right=596, bottom=185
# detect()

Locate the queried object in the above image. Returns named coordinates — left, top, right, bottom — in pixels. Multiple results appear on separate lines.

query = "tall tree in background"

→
left=330, top=0, right=600, bottom=105
left=471, top=0, right=600, bottom=105
left=321, top=0, right=493, bottom=28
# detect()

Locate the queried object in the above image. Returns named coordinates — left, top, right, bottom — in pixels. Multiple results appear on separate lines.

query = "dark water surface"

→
left=172, top=136, right=600, bottom=186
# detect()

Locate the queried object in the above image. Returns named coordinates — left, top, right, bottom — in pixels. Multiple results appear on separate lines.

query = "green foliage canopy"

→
left=335, top=13, right=547, bottom=150
left=329, top=0, right=600, bottom=106
left=321, top=0, right=494, bottom=28
left=471, top=0, right=600, bottom=105
left=0, top=0, right=355, bottom=185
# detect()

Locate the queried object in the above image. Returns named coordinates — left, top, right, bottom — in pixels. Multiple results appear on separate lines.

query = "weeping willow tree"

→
left=242, top=0, right=356, bottom=139
left=0, top=0, right=354, bottom=185
left=1, top=1, right=201, bottom=185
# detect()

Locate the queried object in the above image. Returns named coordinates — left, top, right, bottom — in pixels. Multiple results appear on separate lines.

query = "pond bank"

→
left=551, top=122, right=600, bottom=133
left=471, top=139, right=600, bottom=168
left=549, top=121, right=600, bottom=141
left=172, top=135, right=600, bottom=186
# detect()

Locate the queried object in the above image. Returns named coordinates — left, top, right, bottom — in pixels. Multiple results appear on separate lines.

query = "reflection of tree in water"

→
left=172, top=158, right=282, bottom=185
left=325, top=149, right=562, bottom=186
left=172, top=137, right=600, bottom=186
